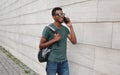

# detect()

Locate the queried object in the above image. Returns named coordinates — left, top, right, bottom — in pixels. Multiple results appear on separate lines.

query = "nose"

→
left=60, top=15, right=64, bottom=18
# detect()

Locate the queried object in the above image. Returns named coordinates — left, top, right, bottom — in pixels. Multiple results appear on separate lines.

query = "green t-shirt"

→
left=42, top=23, right=70, bottom=62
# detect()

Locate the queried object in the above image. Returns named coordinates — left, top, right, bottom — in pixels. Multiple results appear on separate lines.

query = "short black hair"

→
left=52, top=7, right=62, bottom=16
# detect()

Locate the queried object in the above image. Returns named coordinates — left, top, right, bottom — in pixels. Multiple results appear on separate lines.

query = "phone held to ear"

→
left=64, top=17, right=69, bottom=24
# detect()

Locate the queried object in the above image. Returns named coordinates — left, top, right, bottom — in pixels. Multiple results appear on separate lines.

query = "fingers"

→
left=54, top=33, right=61, bottom=41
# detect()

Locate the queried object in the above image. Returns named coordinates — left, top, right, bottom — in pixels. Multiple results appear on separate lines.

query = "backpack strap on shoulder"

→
left=47, top=25, right=59, bottom=46
left=47, top=25, right=57, bottom=34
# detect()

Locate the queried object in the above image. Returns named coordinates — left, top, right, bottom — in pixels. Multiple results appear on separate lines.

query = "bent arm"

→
left=39, top=34, right=61, bottom=49
left=67, top=26, right=77, bottom=44
left=66, top=18, right=77, bottom=44
left=39, top=37, right=56, bottom=49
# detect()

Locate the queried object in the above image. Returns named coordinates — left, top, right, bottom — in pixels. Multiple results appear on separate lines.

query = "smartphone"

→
left=63, top=17, right=69, bottom=24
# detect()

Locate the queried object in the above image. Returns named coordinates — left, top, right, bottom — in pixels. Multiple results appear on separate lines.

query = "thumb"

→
left=54, top=33, right=57, bottom=36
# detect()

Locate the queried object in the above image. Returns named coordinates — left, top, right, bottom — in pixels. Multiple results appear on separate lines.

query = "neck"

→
left=54, top=21, right=62, bottom=28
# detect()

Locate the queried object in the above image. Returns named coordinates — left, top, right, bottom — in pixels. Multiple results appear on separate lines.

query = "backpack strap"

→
left=47, top=25, right=59, bottom=46
left=47, top=25, right=57, bottom=34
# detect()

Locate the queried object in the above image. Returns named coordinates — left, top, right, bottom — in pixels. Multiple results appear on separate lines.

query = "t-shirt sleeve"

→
left=65, top=27, right=70, bottom=35
left=67, top=28, right=70, bottom=34
left=42, top=26, right=50, bottom=39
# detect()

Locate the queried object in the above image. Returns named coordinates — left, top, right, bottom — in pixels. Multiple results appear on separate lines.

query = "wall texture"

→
left=0, top=0, right=120, bottom=75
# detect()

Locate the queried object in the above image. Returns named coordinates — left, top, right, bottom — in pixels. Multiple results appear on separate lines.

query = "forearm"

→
left=39, top=39, right=56, bottom=49
left=40, top=34, right=61, bottom=49
left=69, top=26, right=77, bottom=44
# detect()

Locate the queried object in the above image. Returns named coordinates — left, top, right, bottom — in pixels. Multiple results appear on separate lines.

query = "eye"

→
left=54, top=13, right=65, bottom=17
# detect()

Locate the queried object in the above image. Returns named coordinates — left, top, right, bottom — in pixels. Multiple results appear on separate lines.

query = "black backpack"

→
left=38, top=25, right=57, bottom=63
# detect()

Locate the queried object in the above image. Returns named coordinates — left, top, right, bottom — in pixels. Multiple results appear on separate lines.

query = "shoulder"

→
left=44, top=23, right=53, bottom=31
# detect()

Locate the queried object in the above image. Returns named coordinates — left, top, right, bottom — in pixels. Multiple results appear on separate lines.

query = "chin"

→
left=60, top=21, right=63, bottom=23
left=58, top=21, right=63, bottom=23
left=60, top=20, right=64, bottom=23
left=57, top=19, right=64, bottom=23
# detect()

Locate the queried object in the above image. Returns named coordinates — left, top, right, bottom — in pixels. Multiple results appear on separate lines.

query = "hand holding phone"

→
left=64, top=17, right=73, bottom=28
left=63, top=17, right=69, bottom=24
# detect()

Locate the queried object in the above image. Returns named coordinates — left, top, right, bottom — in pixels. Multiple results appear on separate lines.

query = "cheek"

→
left=53, top=16, right=58, bottom=20
left=59, top=17, right=64, bottom=21
left=55, top=17, right=60, bottom=21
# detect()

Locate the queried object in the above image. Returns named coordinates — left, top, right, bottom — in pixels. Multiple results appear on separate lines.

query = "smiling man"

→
left=39, top=7, right=77, bottom=75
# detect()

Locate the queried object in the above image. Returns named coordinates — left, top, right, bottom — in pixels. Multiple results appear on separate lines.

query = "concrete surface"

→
left=0, top=46, right=39, bottom=75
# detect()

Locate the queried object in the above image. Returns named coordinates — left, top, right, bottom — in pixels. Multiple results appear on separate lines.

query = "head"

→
left=52, top=7, right=65, bottom=23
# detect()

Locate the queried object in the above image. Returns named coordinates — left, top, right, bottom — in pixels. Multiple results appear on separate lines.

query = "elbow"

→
left=72, top=40, right=77, bottom=45
left=39, top=45, right=42, bottom=50
left=70, top=37, right=77, bottom=45
left=39, top=44, right=47, bottom=49
left=39, top=44, right=43, bottom=50
left=72, top=42, right=77, bottom=45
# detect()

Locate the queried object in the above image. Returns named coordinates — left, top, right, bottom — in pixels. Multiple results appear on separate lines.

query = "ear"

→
left=52, top=16, right=56, bottom=20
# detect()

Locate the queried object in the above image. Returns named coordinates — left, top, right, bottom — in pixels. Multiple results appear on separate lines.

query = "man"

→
left=39, top=7, right=77, bottom=75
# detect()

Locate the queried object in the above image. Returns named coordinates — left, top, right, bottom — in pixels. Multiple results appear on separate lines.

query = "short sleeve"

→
left=42, top=26, right=50, bottom=39
left=66, top=28, right=70, bottom=35
left=64, top=26, right=70, bottom=35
